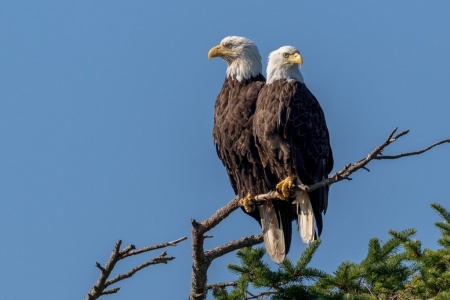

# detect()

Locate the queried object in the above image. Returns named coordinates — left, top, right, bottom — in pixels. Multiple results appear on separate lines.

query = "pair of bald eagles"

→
left=209, top=36, right=333, bottom=263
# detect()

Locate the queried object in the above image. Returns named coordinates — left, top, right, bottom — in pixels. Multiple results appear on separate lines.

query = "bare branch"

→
left=95, top=262, right=106, bottom=273
left=375, top=137, right=450, bottom=160
left=119, top=244, right=135, bottom=256
left=100, top=287, right=120, bottom=296
left=254, top=129, right=449, bottom=202
left=207, top=281, right=238, bottom=290
left=106, top=251, right=175, bottom=287
left=121, top=236, right=187, bottom=258
left=85, top=241, right=123, bottom=300
left=245, top=290, right=279, bottom=299
left=205, top=233, right=264, bottom=261
left=197, top=196, right=241, bottom=235
left=85, top=237, right=186, bottom=300
left=363, top=281, right=376, bottom=298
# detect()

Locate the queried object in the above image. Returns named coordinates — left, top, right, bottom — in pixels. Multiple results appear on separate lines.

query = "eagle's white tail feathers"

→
left=293, top=190, right=315, bottom=243
left=258, top=202, right=286, bottom=264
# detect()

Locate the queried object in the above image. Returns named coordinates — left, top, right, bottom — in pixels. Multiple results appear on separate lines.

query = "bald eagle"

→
left=253, top=46, right=333, bottom=243
left=208, top=37, right=292, bottom=263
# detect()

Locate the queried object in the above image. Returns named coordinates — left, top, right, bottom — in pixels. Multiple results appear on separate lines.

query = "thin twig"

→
left=119, top=244, right=135, bottom=255
left=100, top=287, right=120, bottom=296
left=200, top=196, right=241, bottom=234
left=207, top=281, right=237, bottom=290
left=375, top=138, right=450, bottom=160
left=245, top=290, right=279, bottom=299
left=363, top=281, right=376, bottom=298
left=121, top=236, right=187, bottom=258
left=105, top=251, right=174, bottom=287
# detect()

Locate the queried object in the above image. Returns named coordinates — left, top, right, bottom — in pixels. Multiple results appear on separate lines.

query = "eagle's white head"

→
left=266, top=46, right=304, bottom=85
left=208, top=36, right=262, bottom=82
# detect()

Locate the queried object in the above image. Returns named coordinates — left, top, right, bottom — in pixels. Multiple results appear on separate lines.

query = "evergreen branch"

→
left=435, top=222, right=450, bottom=232
left=389, top=228, right=417, bottom=242
left=280, top=257, right=295, bottom=275
left=432, top=202, right=450, bottom=223
left=363, top=281, right=375, bottom=298
left=378, top=236, right=403, bottom=259
left=438, top=235, right=450, bottom=248
left=295, top=239, right=321, bottom=270
left=216, top=203, right=450, bottom=300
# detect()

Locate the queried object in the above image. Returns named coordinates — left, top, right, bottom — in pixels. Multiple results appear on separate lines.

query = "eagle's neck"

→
left=266, top=64, right=304, bottom=85
left=226, top=53, right=262, bottom=83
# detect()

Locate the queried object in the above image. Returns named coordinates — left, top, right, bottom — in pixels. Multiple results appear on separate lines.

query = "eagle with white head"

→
left=208, top=37, right=293, bottom=263
left=254, top=45, right=333, bottom=243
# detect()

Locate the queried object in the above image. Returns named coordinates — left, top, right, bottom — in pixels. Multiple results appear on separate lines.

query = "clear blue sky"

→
left=1, top=1, right=449, bottom=299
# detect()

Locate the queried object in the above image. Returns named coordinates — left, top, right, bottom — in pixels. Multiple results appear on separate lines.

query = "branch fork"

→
left=85, top=237, right=186, bottom=300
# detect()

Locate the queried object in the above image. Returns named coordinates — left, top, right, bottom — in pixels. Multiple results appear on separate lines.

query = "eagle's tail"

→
left=258, top=201, right=292, bottom=263
left=293, top=190, right=316, bottom=243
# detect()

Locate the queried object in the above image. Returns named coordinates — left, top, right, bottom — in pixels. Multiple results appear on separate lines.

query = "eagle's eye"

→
left=283, top=53, right=289, bottom=58
left=225, top=43, right=233, bottom=49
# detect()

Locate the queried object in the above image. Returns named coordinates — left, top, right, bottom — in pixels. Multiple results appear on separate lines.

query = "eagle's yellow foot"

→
left=276, top=176, right=296, bottom=200
left=239, top=192, right=254, bottom=213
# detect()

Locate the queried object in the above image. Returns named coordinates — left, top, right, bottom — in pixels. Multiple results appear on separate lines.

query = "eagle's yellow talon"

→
left=239, top=192, right=254, bottom=213
left=276, top=176, right=296, bottom=200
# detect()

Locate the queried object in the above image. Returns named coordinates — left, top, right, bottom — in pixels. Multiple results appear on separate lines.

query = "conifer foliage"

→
left=211, top=203, right=450, bottom=299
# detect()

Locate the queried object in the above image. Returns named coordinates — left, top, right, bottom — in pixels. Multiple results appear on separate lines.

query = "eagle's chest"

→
left=216, top=89, right=253, bottom=125
left=214, top=87, right=255, bottom=151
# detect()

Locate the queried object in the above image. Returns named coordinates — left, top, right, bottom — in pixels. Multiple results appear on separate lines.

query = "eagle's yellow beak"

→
left=287, top=52, right=303, bottom=67
left=208, top=45, right=230, bottom=60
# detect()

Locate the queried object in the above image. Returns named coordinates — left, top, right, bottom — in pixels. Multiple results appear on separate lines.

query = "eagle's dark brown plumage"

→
left=213, top=75, right=266, bottom=199
left=254, top=46, right=333, bottom=242
left=209, top=37, right=293, bottom=263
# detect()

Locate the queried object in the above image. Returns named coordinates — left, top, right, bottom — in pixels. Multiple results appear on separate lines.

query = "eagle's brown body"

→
left=213, top=75, right=266, bottom=198
left=254, top=79, right=333, bottom=236
left=209, top=37, right=300, bottom=263
left=213, top=75, right=293, bottom=260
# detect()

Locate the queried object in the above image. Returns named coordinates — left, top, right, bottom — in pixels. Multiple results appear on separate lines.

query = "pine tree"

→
left=212, top=202, right=450, bottom=300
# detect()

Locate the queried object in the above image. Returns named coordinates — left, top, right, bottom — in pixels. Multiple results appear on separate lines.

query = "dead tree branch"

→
left=205, top=233, right=264, bottom=262
left=85, top=236, right=186, bottom=300
left=375, top=135, right=450, bottom=160
left=190, top=199, right=264, bottom=300
left=245, top=290, right=279, bottom=299
left=255, top=128, right=449, bottom=201
left=207, top=281, right=238, bottom=290
left=189, top=128, right=449, bottom=300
